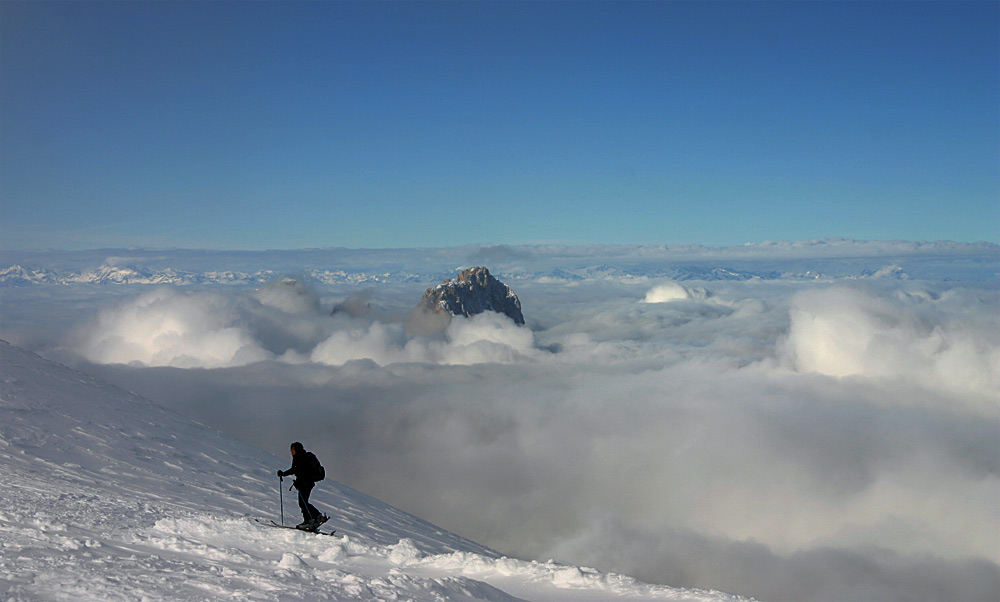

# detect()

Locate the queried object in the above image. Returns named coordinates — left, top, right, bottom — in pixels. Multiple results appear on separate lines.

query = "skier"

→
left=277, top=442, right=329, bottom=530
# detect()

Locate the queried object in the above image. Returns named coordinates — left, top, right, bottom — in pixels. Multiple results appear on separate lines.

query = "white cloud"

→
left=642, top=282, right=690, bottom=303
left=74, top=288, right=270, bottom=368
left=784, top=284, right=1000, bottom=400
left=251, top=277, right=321, bottom=315
left=311, top=321, right=425, bottom=366
left=442, top=312, right=538, bottom=365
left=310, top=312, right=538, bottom=367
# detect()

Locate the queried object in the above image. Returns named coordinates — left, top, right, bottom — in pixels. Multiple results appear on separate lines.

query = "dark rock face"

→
left=419, top=267, right=525, bottom=325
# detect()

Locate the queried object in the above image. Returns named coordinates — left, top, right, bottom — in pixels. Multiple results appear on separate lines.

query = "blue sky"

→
left=2, top=1, right=997, bottom=251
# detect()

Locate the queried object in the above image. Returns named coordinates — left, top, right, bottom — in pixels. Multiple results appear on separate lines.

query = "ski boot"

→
left=311, top=514, right=329, bottom=530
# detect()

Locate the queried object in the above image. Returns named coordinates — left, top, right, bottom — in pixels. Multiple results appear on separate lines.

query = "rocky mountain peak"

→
left=419, top=267, right=525, bottom=325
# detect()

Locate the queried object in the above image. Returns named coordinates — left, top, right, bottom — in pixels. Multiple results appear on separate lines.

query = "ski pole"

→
left=279, top=475, right=284, bottom=526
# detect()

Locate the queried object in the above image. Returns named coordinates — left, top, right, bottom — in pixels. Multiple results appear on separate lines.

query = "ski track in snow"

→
left=0, top=341, right=752, bottom=602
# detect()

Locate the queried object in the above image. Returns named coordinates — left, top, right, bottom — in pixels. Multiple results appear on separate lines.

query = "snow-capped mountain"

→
left=0, top=264, right=61, bottom=285
left=0, top=340, right=752, bottom=602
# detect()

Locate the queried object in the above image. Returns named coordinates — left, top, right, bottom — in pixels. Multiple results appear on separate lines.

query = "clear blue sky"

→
left=2, top=1, right=997, bottom=251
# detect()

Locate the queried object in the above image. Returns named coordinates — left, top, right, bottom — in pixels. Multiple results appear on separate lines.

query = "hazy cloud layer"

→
left=3, top=248, right=998, bottom=602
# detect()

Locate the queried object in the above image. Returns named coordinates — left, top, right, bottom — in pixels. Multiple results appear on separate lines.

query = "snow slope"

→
left=0, top=341, right=753, bottom=602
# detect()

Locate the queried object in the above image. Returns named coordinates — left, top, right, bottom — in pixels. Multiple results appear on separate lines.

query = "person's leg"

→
left=297, top=482, right=315, bottom=525
left=299, top=482, right=324, bottom=524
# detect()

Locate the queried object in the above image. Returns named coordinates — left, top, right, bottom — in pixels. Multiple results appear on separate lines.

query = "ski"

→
left=254, top=518, right=336, bottom=536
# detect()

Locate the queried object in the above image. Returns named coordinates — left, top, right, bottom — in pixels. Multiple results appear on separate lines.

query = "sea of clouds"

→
left=1, top=242, right=997, bottom=602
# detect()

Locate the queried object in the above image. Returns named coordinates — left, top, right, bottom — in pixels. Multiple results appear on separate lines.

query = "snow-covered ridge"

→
left=0, top=340, right=753, bottom=601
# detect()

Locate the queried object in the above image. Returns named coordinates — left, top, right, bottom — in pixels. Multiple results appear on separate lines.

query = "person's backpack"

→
left=305, top=451, right=325, bottom=482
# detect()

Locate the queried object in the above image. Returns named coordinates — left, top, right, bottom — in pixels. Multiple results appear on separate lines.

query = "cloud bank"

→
left=3, top=247, right=997, bottom=602
left=73, top=280, right=539, bottom=369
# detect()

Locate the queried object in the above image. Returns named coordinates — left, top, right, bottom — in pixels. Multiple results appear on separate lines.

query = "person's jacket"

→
left=279, top=451, right=320, bottom=485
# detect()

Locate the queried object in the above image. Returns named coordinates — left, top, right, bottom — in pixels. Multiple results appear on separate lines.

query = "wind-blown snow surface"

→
left=0, top=341, right=750, bottom=602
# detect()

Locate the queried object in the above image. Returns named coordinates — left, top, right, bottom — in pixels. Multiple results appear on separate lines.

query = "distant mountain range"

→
left=0, top=262, right=853, bottom=286
left=3, top=239, right=996, bottom=286
left=0, top=264, right=429, bottom=286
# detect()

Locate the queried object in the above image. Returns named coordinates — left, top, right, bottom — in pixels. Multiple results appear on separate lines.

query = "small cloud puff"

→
left=642, top=282, right=691, bottom=303
left=641, top=282, right=710, bottom=304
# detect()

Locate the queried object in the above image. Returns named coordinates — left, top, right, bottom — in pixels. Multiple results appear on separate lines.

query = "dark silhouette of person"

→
left=277, top=442, right=328, bottom=530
